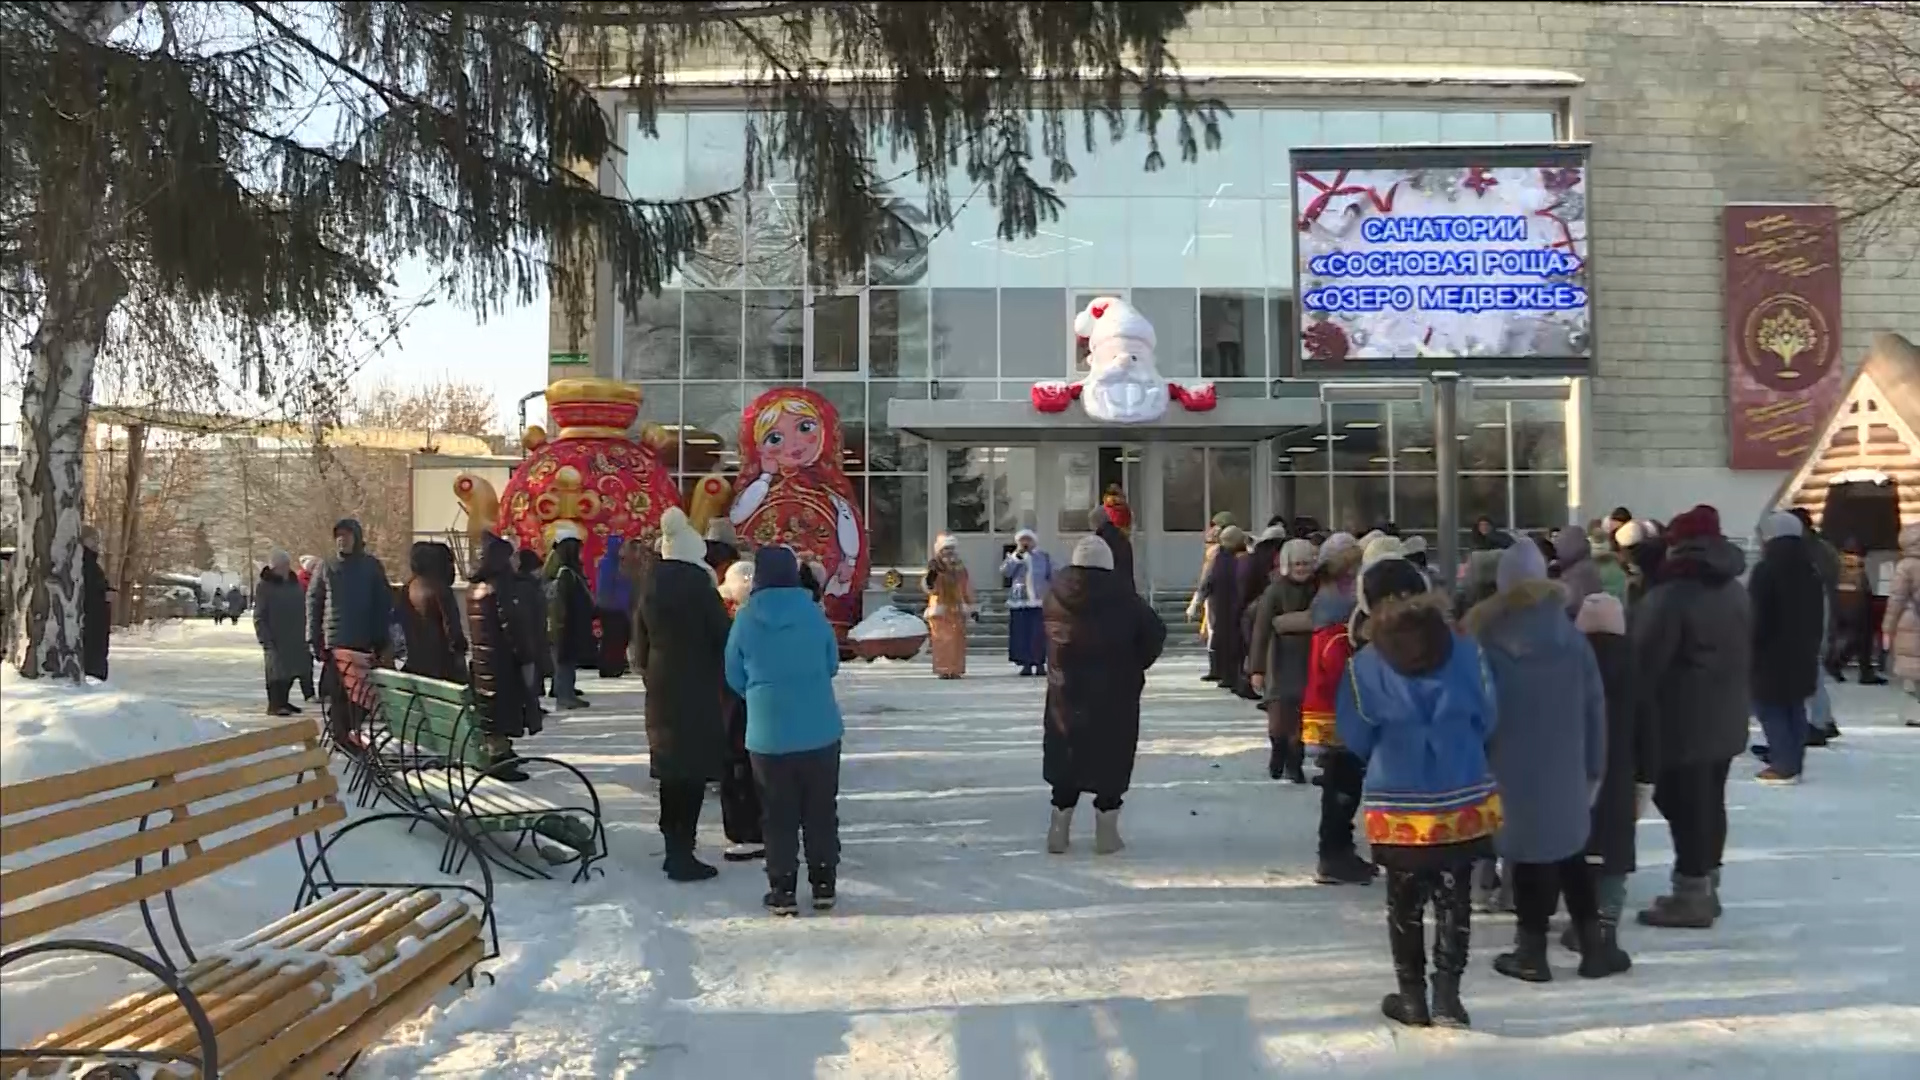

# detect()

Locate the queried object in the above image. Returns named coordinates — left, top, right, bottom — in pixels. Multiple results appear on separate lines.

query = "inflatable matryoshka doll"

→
left=730, top=387, right=869, bottom=637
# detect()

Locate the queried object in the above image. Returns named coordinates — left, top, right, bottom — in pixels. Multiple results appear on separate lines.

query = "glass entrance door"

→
left=1050, top=445, right=1144, bottom=589
left=1158, top=445, right=1255, bottom=593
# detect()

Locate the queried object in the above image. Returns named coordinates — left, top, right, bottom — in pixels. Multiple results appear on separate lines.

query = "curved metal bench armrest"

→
left=0, top=938, right=218, bottom=1077
left=462, top=755, right=607, bottom=826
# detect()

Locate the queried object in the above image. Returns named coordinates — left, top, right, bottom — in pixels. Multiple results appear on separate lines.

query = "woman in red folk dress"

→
left=730, top=389, right=868, bottom=638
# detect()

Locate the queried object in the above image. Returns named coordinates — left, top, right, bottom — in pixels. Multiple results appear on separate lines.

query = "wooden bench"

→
left=361, top=670, right=606, bottom=884
left=0, top=721, right=499, bottom=1078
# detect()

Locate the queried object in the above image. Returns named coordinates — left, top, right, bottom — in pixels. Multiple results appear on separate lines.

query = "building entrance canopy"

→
left=886, top=397, right=1322, bottom=444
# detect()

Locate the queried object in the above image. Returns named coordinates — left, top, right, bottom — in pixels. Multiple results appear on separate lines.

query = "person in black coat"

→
left=1747, top=511, right=1827, bottom=784
left=1042, top=535, right=1168, bottom=857
left=634, top=507, right=733, bottom=882
left=1089, top=506, right=1137, bottom=592
left=80, top=528, right=114, bottom=681
left=512, top=548, right=555, bottom=698
left=399, top=541, right=468, bottom=684
left=545, top=535, right=596, bottom=709
left=1191, top=526, right=1249, bottom=691
left=1567, top=593, right=1649, bottom=975
left=466, top=536, right=541, bottom=778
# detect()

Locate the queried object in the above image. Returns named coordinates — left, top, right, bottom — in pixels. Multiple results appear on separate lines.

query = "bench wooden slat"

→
left=0, top=723, right=314, bottom=817
left=222, top=919, right=482, bottom=1080
left=0, top=748, right=331, bottom=858
left=0, top=800, right=346, bottom=946
left=0, top=775, right=337, bottom=908
left=279, top=939, right=483, bottom=1080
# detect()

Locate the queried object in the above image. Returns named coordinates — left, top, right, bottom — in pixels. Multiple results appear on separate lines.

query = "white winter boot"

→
left=1047, top=806, right=1073, bottom=854
left=1093, top=808, right=1125, bottom=855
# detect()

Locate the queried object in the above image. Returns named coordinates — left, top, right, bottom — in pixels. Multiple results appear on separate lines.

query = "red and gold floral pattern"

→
left=1364, top=794, right=1504, bottom=848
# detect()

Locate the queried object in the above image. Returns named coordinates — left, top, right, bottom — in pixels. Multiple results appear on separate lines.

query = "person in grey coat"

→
left=253, top=551, right=310, bottom=717
left=1463, top=541, right=1609, bottom=983
left=1247, top=537, right=1318, bottom=783
left=1552, top=527, right=1603, bottom=618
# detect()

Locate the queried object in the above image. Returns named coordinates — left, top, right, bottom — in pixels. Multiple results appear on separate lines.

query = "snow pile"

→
left=0, top=669, right=235, bottom=786
left=848, top=607, right=929, bottom=642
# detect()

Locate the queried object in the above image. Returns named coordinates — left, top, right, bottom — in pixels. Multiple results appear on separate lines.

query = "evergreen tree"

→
left=1, top=0, right=1215, bottom=678
left=188, top=522, right=217, bottom=572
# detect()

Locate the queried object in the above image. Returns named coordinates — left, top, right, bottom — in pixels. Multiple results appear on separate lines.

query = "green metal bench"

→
left=362, top=670, right=606, bottom=883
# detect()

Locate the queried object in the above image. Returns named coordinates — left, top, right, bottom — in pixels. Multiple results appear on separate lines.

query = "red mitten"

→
left=1031, top=381, right=1075, bottom=413
left=1172, top=383, right=1218, bottom=412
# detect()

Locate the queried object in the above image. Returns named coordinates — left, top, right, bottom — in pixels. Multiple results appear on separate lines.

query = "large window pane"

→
left=625, top=111, right=687, bottom=200
left=1194, top=198, right=1264, bottom=287
left=811, top=292, right=861, bottom=375
left=1499, top=112, right=1559, bottom=141
left=1391, top=400, right=1436, bottom=460
left=869, top=196, right=932, bottom=286
left=1396, top=474, right=1438, bottom=533
left=1273, top=413, right=1329, bottom=473
left=1321, top=111, right=1384, bottom=146
left=1515, top=474, right=1572, bottom=532
left=1200, top=292, right=1263, bottom=380
left=1262, top=110, right=1323, bottom=199
left=742, top=193, right=804, bottom=287
left=1129, top=197, right=1197, bottom=287
left=932, top=289, right=998, bottom=378
left=993, top=448, right=1038, bottom=534
left=1162, top=446, right=1207, bottom=532
left=1462, top=474, right=1509, bottom=531
left=946, top=448, right=991, bottom=533
left=683, top=212, right=742, bottom=288
left=1272, top=473, right=1330, bottom=533
left=622, top=289, right=681, bottom=379
left=1381, top=111, right=1441, bottom=145
left=870, top=290, right=929, bottom=378
left=1057, top=448, right=1098, bottom=534
left=1463, top=400, right=1509, bottom=471
left=813, top=382, right=866, bottom=474
left=743, top=289, right=803, bottom=379
left=1269, top=292, right=1296, bottom=380
left=1209, top=448, right=1254, bottom=529
left=1000, top=288, right=1068, bottom=378
left=868, top=380, right=928, bottom=473
left=1131, top=288, right=1197, bottom=379
left=1330, top=403, right=1389, bottom=472
left=927, top=197, right=1000, bottom=287
left=1333, top=475, right=1392, bottom=536
left=1066, top=199, right=1130, bottom=288
left=996, top=225, right=1071, bottom=288
left=1440, top=111, right=1501, bottom=142
left=1512, top=399, right=1569, bottom=472
left=687, top=112, right=746, bottom=195
left=1207, top=105, right=1266, bottom=198
left=870, top=475, right=929, bottom=568
left=684, top=291, right=742, bottom=379
left=680, top=383, right=742, bottom=475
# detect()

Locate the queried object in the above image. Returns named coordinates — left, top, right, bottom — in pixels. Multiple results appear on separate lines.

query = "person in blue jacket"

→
left=1337, top=556, right=1502, bottom=1031
left=726, top=546, right=846, bottom=917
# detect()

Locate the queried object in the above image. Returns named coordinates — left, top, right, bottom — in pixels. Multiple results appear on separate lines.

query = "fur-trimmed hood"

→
left=1460, top=578, right=1568, bottom=638
left=1365, top=589, right=1456, bottom=677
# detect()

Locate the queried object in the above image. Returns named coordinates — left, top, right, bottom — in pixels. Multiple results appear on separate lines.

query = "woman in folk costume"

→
left=1300, top=531, right=1377, bottom=886
left=717, top=559, right=764, bottom=862
left=1002, top=529, right=1055, bottom=677
left=730, top=388, right=868, bottom=639
left=923, top=535, right=976, bottom=678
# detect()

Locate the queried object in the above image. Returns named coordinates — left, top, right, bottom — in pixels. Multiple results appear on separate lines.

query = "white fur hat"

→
left=658, top=507, right=707, bottom=565
left=1614, top=519, right=1659, bottom=549
left=719, top=560, right=754, bottom=606
left=1360, top=535, right=1407, bottom=575
left=1317, top=531, right=1359, bottom=569
left=1279, top=537, right=1318, bottom=567
left=1257, top=523, right=1289, bottom=544
left=1071, top=535, right=1115, bottom=570
left=1576, top=592, right=1627, bottom=636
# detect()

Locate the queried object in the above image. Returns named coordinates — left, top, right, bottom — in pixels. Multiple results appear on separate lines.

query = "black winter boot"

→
left=1638, top=874, right=1715, bottom=928
left=1577, top=920, right=1631, bottom=978
left=808, top=865, right=837, bottom=911
left=1430, top=865, right=1473, bottom=1028
left=764, top=874, right=799, bottom=916
left=1315, top=850, right=1377, bottom=885
left=1494, top=929, right=1553, bottom=983
left=1381, top=870, right=1431, bottom=1027
left=1268, top=740, right=1285, bottom=780
left=664, top=847, right=719, bottom=882
left=1282, top=742, right=1307, bottom=785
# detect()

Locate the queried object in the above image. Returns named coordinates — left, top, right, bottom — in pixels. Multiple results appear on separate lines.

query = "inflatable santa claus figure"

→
left=1031, top=297, right=1217, bottom=421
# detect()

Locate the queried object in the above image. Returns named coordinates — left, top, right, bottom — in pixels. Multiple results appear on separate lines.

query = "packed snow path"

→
left=14, top=622, right=1920, bottom=1078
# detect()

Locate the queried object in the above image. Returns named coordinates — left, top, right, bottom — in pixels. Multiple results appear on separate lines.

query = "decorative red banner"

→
left=1725, top=204, right=1843, bottom=470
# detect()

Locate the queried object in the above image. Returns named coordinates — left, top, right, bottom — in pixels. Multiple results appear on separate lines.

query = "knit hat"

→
left=1071, top=535, right=1115, bottom=570
left=1211, top=511, right=1237, bottom=528
left=1257, top=523, right=1289, bottom=544
left=1316, top=531, right=1359, bottom=569
left=1361, top=535, right=1407, bottom=575
left=1757, top=510, right=1803, bottom=542
left=658, top=507, right=708, bottom=565
left=751, top=545, right=801, bottom=592
left=269, top=549, right=291, bottom=570
left=1360, top=557, right=1430, bottom=615
left=935, top=532, right=958, bottom=555
left=1666, top=504, right=1723, bottom=544
left=1496, top=538, right=1550, bottom=593
left=1279, top=537, right=1318, bottom=568
left=1217, top=525, right=1249, bottom=553
left=1575, top=592, right=1627, bottom=636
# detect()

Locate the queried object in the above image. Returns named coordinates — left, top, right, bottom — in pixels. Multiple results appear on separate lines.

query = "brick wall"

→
left=1172, top=0, right=1918, bottom=470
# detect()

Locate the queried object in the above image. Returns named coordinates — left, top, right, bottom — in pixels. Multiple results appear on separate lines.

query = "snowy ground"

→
left=5, top=620, right=1920, bottom=1078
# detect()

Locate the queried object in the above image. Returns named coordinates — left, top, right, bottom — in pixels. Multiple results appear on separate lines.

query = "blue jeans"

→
left=1755, top=700, right=1809, bottom=777
left=553, top=662, right=578, bottom=702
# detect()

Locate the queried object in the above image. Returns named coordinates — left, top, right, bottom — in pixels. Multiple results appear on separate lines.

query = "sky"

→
left=362, top=259, right=550, bottom=436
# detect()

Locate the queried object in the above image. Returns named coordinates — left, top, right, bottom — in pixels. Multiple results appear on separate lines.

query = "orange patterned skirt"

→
left=928, top=609, right=968, bottom=677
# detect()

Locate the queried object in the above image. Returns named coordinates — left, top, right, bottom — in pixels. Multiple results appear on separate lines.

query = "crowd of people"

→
left=226, top=491, right=1920, bottom=1020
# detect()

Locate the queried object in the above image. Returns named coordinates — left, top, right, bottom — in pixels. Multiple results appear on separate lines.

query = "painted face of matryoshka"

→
left=755, top=399, right=826, bottom=471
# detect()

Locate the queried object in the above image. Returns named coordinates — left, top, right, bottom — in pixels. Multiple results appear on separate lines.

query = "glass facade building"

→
left=611, top=102, right=1573, bottom=587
